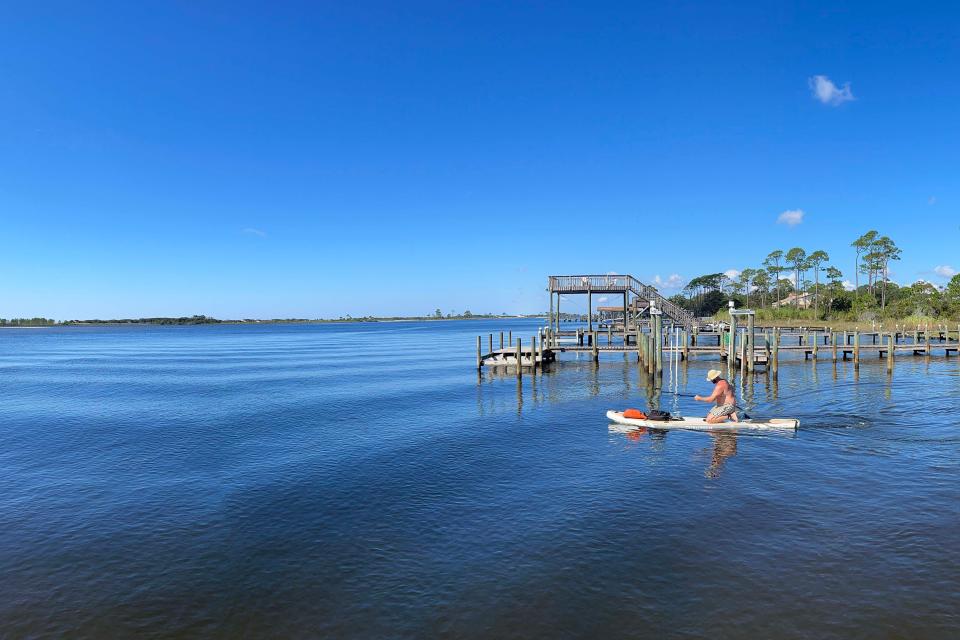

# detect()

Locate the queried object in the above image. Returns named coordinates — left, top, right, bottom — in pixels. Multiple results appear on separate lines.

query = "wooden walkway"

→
left=477, top=326, right=960, bottom=373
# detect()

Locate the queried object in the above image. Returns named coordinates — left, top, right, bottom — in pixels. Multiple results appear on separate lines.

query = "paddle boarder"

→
left=694, top=369, right=740, bottom=423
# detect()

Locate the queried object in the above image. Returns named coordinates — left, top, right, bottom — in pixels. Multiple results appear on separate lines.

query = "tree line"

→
left=0, top=317, right=57, bottom=326
left=669, top=231, right=960, bottom=321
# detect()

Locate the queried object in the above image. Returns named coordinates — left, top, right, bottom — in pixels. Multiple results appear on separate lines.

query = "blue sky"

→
left=2, top=2, right=958, bottom=319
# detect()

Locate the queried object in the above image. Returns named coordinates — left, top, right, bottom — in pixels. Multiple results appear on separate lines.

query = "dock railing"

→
left=548, top=274, right=695, bottom=329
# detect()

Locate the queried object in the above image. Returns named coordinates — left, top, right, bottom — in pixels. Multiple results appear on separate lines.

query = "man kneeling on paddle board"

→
left=694, top=369, right=740, bottom=423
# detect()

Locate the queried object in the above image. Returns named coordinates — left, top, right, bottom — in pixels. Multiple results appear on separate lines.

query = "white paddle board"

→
left=607, top=410, right=799, bottom=432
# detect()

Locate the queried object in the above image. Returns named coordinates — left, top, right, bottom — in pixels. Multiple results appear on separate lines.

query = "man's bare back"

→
left=694, top=370, right=739, bottom=423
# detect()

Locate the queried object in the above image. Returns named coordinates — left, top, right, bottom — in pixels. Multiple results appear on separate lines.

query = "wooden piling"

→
left=925, top=326, right=931, bottom=358
left=747, top=313, right=755, bottom=373
left=854, top=332, right=860, bottom=370
left=831, top=331, right=838, bottom=363
left=647, top=335, right=655, bottom=375
left=887, top=332, right=894, bottom=373
left=812, top=330, right=818, bottom=360
left=509, top=330, right=513, bottom=347
left=499, top=331, right=504, bottom=350
left=772, top=328, right=779, bottom=379
left=636, top=328, right=642, bottom=362
left=654, top=314, right=663, bottom=375
left=489, top=334, right=493, bottom=355
left=516, top=339, right=522, bottom=378
left=586, top=286, right=591, bottom=332
left=531, top=335, right=538, bottom=371
left=682, top=329, right=689, bottom=361
left=592, top=332, right=599, bottom=362
left=740, top=329, right=753, bottom=373
left=549, top=291, right=554, bottom=336
left=476, top=335, right=482, bottom=371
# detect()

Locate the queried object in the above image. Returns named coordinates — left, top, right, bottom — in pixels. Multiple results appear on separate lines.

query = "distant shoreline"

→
left=2, top=315, right=552, bottom=328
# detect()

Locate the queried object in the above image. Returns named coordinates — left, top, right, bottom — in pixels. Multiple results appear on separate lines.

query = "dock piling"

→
left=654, top=314, right=663, bottom=375
left=516, top=339, right=522, bottom=378
left=649, top=334, right=655, bottom=375
left=887, top=332, right=894, bottom=374
left=854, top=332, right=861, bottom=370
left=772, top=328, right=779, bottom=379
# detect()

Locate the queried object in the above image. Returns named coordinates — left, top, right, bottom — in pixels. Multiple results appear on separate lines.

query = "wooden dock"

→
left=478, top=275, right=960, bottom=377
left=477, top=323, right=960, bottom=378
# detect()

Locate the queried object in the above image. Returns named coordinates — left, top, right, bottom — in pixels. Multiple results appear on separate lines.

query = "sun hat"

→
left=706, top=369, right=722, bottom=382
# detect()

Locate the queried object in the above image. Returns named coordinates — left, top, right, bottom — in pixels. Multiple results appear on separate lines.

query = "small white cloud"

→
left=842, top=280, right=855, bottom=291
left=723, top=269, right=740, bottom=280
left=934, top=265, right=957, bottom=278
left=242, top=228, right=266, bottom=237
left=777, top=209, right=804, bottom=226
left=652, top=274, right=685, bottom=290
left=809, top=75, right=854, bottom=106
left=597, top=296, right=609, bottom=303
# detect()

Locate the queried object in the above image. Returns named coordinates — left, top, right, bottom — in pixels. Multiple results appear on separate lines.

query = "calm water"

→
left=1, top=320, right=958, bottom=639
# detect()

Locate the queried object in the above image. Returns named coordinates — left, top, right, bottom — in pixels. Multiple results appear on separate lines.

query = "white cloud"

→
left=652, top=274, right=685, bottom=290
left=242, top=227, right=266, bottom=237
left=842, top=280, right=855, bottom=291
left=723, top=269, right=740, bottom=280
left=776, top=209, right=804, bottom=226
left=809, top=75, right=855, bottom=106
left=934, top=265, right=957, bottom=278
left=597, top=296, right=609, bottom=303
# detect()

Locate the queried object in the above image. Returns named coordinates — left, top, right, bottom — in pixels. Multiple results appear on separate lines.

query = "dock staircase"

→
left=548, top=274, right=695, bottom=329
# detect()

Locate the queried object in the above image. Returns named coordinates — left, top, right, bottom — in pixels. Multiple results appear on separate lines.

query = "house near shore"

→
left=772, top=292, right=813, bottom=309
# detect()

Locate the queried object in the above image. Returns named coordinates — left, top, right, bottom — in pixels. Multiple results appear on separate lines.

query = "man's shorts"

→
left=708, top=403, right=737, bottom=418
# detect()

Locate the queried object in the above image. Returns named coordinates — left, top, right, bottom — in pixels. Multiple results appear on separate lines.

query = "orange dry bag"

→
left=623, top=409, right=647, bottom=419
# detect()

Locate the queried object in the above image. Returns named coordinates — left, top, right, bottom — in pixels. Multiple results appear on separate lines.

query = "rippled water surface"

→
left=2, top=321, right=959, bottom=638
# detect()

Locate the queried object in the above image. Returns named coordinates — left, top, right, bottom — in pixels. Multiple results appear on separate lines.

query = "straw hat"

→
left=706, top=369, right=722, bottom=382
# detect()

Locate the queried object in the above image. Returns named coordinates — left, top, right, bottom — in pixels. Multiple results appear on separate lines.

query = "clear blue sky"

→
left=2, top=2, right=957, bottom=319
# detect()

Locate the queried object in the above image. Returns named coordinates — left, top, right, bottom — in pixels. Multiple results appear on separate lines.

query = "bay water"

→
left=1, top=320, right=958, bottom=638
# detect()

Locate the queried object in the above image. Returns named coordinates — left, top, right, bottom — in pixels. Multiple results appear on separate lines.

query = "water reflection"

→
left=516, top=376, right=523, bottom=414
left=608, top=424, right=740, bottom=479
left=705, top=433, right=738, bottom=479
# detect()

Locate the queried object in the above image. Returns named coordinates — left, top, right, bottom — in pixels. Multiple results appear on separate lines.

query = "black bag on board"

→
left=645, top=410, right=672, bottom=421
